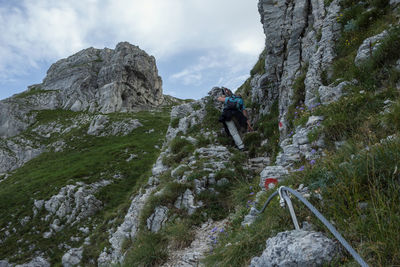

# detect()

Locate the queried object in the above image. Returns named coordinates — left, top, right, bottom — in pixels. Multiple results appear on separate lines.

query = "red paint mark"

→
left=279, top=122, right=283, bottom=128
left=264, top=178, right=278, bottom=190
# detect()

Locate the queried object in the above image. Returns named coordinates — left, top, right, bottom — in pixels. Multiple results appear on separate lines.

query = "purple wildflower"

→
left=295, top=165, right=305, bottom=172
left=220, top=228, right=225, bottom=233
left=249, top=192, right=255, bottom=196
left=300, top=107, right=304, bottom=110
left=211, top=227, right=218, bottom=233
left=310, top=160, right=316, bottom=165
left=311, top=149, right=317, bottom=154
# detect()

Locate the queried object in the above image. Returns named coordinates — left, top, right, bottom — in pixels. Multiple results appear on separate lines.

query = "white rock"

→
left=355, top=31, right=388, bottom=67
left=146, top=206, right=169, bottom=232
left=62, top=247, right=83, bottom=267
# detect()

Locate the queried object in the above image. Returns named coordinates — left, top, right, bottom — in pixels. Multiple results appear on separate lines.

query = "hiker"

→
left=217, top=87, right=253, bottom=150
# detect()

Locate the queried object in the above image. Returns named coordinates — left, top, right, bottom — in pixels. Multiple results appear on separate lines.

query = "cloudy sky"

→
left=0, top=0, right=265, bottom=100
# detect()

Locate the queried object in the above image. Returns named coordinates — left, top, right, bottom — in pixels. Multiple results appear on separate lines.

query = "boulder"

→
left=146, top=206, right=169, bottom=232
left=62, top=247, right=83, bottom=267
left=15, top=257, right=50, bottom=267
left=249, top=230, right=338, bottom=267
left=354, top=31, right=388, bottom=67
left=259, top=166, right=289, bottom=189
left=174, top=189, right=200, bottom=215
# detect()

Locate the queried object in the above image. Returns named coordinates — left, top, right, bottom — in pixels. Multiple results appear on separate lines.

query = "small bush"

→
left=123, top=231, right=168, bottom=266
left=256, top=101, right=280, bottom=160
left=170, top=137, right=191, bottom=154
left=164, top=219, right=195, bottom=249
left=250, top=49, right=266, bottom=76
left=170, top=117, right=180, bottom=128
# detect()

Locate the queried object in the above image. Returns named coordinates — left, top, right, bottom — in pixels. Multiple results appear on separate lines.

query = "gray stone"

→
left=15, top=256, right=50, bottom=267
left=165, top=100, right=207, bottom=143
left=174, top=189, right=200, bottom=215
left=98, top=186, right=157, bottom=266
left=241, top=207, right=259, bottom=227
left=87, top=115, right=142, bottom=136
left=318, top=81, right=350, bottom=105
left=249, top=230, right=338, bottom=267
left=147, top=206, right=169, bottom=232
left=87, top=115, right=108, bottom=135
left=152, top=151, right=168, bottom=176
left=306, top=116, right=324, bottom=127
left=355, top=31, right=388, bottom=67
left=62, top=247, right=83, bottom=267
left=259, top=166, right=289, bottom=189
left=41, top=180, right=110, bottom=230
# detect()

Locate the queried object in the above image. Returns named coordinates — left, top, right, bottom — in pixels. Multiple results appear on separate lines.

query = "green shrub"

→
left=256, top=101, right=280, bottom=160
left=250, top=49, right=266, bottom=76
left=196, top=135, right=211, bottom=147
left=203, top=99, right=221, bottom=131
left=170, top=117, right=180, bottom=128
left=382, top=100, right=400, bottom=132
left=123, top=231, right=168, bottom=266
left=192, top=103, right=202, bottom=111
left=164, top=219, right=195, bottom=249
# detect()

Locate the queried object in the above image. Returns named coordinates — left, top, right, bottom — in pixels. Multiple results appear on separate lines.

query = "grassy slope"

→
left=0, top=108, right=171, bottom=265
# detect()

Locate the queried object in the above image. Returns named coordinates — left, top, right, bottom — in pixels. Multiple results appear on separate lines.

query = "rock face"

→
left=249, top=230, right=338, bottom=267
left=354, top=30, right=388, bottom=67
left=42, top=42, right=163, bottom=113
left=256, top=0, right=341, bottom=136
left=147, top=206, right=169, bottom=232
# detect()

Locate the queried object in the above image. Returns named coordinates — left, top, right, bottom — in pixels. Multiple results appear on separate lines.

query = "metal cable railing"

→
left=254, top=186, right=369, bottom=267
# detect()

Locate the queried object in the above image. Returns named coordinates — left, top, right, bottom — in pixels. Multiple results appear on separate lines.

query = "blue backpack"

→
left=225, top=95, right=244, bottom=111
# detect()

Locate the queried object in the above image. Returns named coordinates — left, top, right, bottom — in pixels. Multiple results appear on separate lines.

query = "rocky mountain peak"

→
left=42, top=41, right=163, bottom=113
left=0, top=42, right=164, bottom=139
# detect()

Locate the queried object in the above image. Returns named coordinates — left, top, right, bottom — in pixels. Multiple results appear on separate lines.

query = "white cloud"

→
left=0, top=0, right=265, bottom=99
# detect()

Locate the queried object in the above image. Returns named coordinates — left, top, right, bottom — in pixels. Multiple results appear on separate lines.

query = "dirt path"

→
left=161, top=219, right=228, bottom=267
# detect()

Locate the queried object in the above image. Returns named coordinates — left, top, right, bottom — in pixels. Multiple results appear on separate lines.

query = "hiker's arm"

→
left=217, top=96, right=226, bottom=102
left=243, top=109, right=254, bottom=131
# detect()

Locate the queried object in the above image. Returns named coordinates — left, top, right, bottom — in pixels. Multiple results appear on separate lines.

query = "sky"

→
left=0, top=0, right=265, bottom=100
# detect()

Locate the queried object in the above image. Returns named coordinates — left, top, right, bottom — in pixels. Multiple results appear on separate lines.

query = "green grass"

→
left=123, top=231, right=168, bottom=266
left=0, top=109, right=170, bottom=265
left=14, top=88, right=59, bottom=99
left=255, top=101, right=280, bottom=160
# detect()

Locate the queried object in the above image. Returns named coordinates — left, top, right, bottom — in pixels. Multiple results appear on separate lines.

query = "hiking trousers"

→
left=225, top=120, right=244, bottom=149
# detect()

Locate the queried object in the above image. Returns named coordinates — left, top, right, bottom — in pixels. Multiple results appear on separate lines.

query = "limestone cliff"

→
left=253, top=0, right=341, bottom=137
left=0, top=42, right=163, bottom=139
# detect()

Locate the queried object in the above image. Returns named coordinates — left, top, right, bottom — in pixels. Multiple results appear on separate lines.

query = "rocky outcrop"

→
left=276, top=115, right=325, bottom=168
left=37, top=180, right=111, bottom=239
left=256, top=0, right=341, bottom=136
left=147, top=206, right=169, bottom=232
left=87, top=115, right=142, bottom=136
left=249, top=230, right=338, bottom=267
left=62, top=247, right=83, bottom=267
left=354, top=30, right=388, bottom=67
left=42, top=42, right=163, bottom=113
